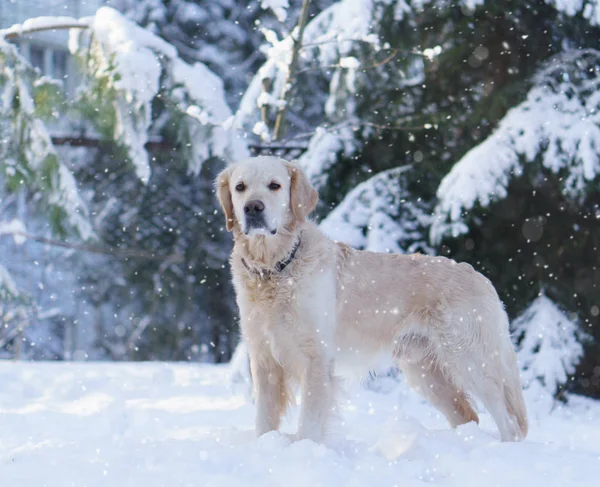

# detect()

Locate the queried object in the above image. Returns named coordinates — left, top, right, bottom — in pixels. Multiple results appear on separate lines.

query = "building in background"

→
left=0, top=0, right=105, bottom=93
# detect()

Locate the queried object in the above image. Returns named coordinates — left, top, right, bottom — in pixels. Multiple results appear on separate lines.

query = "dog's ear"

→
left=216, top=166, right=235, bottom=231
left=286, top=161, right=318, bottom=222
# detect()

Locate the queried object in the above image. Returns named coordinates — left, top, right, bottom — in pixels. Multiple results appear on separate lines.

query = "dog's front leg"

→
left=250, top=350, right=288, bottom=437
left=297, top=356, right=335, bottom=443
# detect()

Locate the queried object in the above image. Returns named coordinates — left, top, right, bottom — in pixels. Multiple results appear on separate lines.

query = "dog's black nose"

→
left=244, top=200, right=265, bottom=217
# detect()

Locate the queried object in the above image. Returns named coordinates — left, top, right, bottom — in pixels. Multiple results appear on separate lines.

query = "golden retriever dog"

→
left=216, top=156, right=528, bottom=443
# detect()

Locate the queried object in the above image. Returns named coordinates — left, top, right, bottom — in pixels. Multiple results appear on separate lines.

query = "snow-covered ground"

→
left=1, top=362, right=599, bottom=486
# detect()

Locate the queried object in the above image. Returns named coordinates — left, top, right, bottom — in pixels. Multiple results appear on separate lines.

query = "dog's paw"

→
left=256, top=430, right=292, bottom=448
left=283, top=432, right=302, bottom=443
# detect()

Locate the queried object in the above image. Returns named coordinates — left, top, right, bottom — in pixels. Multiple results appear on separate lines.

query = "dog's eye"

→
left=235, top=182, right=245, bottom=192
left=268, top=182, right=281, bottom=191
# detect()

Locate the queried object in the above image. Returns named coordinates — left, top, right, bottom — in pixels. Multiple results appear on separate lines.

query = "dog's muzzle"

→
left=244, top=200, right=276, bottom=235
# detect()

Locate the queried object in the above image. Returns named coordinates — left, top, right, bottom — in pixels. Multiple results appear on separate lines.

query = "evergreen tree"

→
left=2, top=0, right=599, bottom=395
left=0, top=7, right=244, bottom=361
left=112, top=0, right=334, bottom=106
left=320, top=166, right=432, bottom=254
left=232, top=0, right=600, bottom=394
left=514, top=292, right=585, bottom=398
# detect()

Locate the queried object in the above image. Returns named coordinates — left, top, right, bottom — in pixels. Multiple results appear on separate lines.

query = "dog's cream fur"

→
left=217, top=156, right=528, bottom=443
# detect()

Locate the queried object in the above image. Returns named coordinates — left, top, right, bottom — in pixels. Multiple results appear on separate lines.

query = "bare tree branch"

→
left=296, top=49, right=400, bottom=75
left=260, top=77, right=273, bottom=128
left=1, top=231, right=184, bottom=263
left=1, top=20, right=89, bottom=40
left=301, top=38, right=429, bottom=58
left=51, top=135, right=174, bottom=152
left=279, top=118, right=434, bottom=145
left=362, top=121, right=435, bottom=132
left=272, top=0, right=312, bottom=140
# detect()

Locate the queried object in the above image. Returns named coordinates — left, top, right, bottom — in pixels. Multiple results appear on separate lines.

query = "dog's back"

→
left=331, top=237, right=528, bottom=441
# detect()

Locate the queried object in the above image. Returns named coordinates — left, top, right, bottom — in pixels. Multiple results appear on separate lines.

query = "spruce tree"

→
left=514, top=292, right=585, bottom=398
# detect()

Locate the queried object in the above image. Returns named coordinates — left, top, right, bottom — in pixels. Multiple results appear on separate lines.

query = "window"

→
left=53, top=50, right=68, bottom=80
left=30, top=45, right=44, bottom=72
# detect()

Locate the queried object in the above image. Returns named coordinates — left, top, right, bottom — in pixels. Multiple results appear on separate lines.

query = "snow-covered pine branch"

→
left=1, top=7, right=246, bottom=239
left=0, top=7, right=247, bottom=342
left=0, top=263, right=20, bottom=301
left=294, top=0, right=600, bottom=190
left=0, top=38, right=93, bottom=240
left=513, top=292, right=586, bottom=397
left=234, top=0, right=387, bottom=147
left=320, top=166, right=433, bottom=254
left=234, top=0, right=442, bottom=187
left=260, top=0, right=290, bottom=23
left=547, top=0, right=600, bottom=25
left=298, top=125, right=357, bottom=188
left=71, top=7, right=247, bottom=180
left=0, top=253, right=27, bottom=352
left=431, top=49, right=600, bottom=243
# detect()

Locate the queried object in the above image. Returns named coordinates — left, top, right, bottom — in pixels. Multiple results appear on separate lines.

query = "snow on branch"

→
left=320, top=166, right=433, bottom=254
left=0, top=219, right=27, bottom=246
left=235, top=0, right=455, bottom=180
left=0, top=38, right=92, bottom=240
left=431, top=49, right=600, bottom=243
left=260, top=0, right=290, bottom=23
left=234, top=32, right=292, bottom=138
left=297, top=125, right=357, bottom=188
left=300, top=0, right=481, bottom=68
left=233, top=0, right=380, bottom=141
left=72, top=7, right=246, bottom=180
left=294, top=0, right=598, bottom=185
left=302, top=0, right=380, bottom=65
left=0, top=16, right=89, bottom=40
left=514, top=293, right=586, bottom=397
left=1, top=7, right=246, bottom=248
left=547, top=0, right=600, bottom=25
left=0, top=263, right=20, bottom=301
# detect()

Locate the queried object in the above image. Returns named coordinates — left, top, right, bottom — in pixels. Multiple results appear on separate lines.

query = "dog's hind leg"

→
left=398, top=357, right=479, bottom=428
left=461, top=359, right=527, bottom=441
left=448, top=308, right=527, bottom=441
left=470, top=377, right=523, bottom=441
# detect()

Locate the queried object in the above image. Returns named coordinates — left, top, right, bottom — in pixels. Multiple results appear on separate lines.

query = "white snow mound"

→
left=1, top=362, right=599, bottom=486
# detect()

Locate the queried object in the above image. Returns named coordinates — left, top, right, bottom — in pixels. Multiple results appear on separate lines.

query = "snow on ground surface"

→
left=1, top=362, right=599, bottom=487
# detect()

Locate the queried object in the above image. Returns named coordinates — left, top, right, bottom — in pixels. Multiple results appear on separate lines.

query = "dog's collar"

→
left=241, top=236, right=301, bottom=278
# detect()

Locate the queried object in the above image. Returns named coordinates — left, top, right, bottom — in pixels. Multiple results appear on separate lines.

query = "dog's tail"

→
left=502, top=338, right=528, bottom=440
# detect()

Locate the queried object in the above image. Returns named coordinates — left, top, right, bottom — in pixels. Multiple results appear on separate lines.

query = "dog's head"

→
left=216, top=156, right=318, bottom=236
